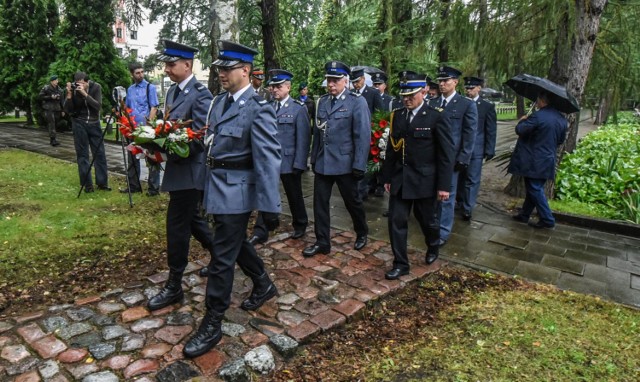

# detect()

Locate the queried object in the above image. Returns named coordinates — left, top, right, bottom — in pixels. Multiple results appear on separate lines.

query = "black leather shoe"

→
left=84, top=186, right=94, bottom=193
left=425, top=248, right=439, bottom=265
left=528, top=220, right=555, bottom=229
left=291, top=229, right=306, bottom=239
left=302, top=244, right=330, bottom=257
left=248, top=235, right=267, bottom=245
left=462, top=211, right=472, bottom=221
left=382, top=210, right=390, bottom=217
left=198, top=267, right=208, bottom=277
left=241, top=272, right=278, bottom=311
left=146, top=191, right=159, bottom=197
left=183, top=309, right=223, bottom=358
left=354, top=235, right=368, bottom=250
left=97, top=185, right=112, bottom=191
left=119, top=187, right=141, bottom=194
left=512, top=214, right=529, bottom=223
left=385, top=268, right=409, bottom=280
left=147, top=273, right=184, bottom=311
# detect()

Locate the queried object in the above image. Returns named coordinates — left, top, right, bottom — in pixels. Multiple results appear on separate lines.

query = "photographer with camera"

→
left=39, top=75, right=64, bottom=146
left=63, top=72, right=111, bottom=193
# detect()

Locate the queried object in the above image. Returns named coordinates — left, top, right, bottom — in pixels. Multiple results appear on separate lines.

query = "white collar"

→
left=442, top=91, right=456, bottom=104
left=229, top=83, right=253, bottom=101
left=177, top=74, right=194, bottom=91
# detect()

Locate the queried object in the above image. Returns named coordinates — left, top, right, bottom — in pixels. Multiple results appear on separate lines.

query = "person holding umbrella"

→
left=509, top=90, right=568, bottom=228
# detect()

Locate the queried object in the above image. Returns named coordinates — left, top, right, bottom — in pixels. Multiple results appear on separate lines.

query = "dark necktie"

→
left=407, top=111, right=413, bottom=124
left=173, top=86, right=181, bottom=102
left=223, top=95, right=234, bottom=114
left=441, top=99, right=447, bottom=109
left=331, top=97, right=337, bottom=109
left=276, top=102, right=281, bottom=113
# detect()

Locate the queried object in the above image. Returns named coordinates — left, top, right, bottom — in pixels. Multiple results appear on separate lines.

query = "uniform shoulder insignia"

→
left=350, top=91, right=361, bottom=97
left=427, top=104, right=443, bottom=112
left=252, top=93, right=267, bottom=103
left=294, top=99, right=304, bottom=106
left=391, top=106, right=403, bottom=112
left=194, top=82, right=207, bottom=91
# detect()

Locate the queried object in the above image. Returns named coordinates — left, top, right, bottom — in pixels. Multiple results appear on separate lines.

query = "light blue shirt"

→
left=126, top=79, right=159, bottom=126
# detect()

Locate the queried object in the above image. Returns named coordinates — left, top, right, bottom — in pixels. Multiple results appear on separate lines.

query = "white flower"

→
left=378, top=140, right=387, bottom=150
left=380, top=151, right=386, bottom=160
left=382, top=131, right=389, bottom=139
left=136, top=125, right=156, bottom=139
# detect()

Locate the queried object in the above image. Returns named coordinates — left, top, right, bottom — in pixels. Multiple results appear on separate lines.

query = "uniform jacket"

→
left=161, top=76, right=213, bottom=192
left=203, top=87, right=282, bottom=214
left=255, top=87, right=271, bottom=101
left=429, top=92, right=478, bottom=165
left=381, top=103, right=455, bottom=199
left=508, top=106, right=567, bottom=180
left=39, top=84, right=63, bottom=111
left=354, top=85, right=384, bottom=115
left=274, top=98, right=311, bottom=174
left=381, top=93, right=394, bottom=112
left=471, top=97, right=497, bottom=159
left=311, top=92, right=371, bottom=175
left=299, top=96, right=316, bottom=129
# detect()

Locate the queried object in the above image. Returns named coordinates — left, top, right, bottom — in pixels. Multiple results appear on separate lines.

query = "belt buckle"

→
left=206, top=156, right=215, bottom=168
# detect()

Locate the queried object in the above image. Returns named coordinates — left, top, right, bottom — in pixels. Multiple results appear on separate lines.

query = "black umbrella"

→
left=504, top=73, right=580, bottom=114
left=480, top=87, right=503, bottom=98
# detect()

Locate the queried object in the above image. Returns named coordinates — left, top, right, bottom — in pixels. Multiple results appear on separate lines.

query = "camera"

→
left=71, top=82, right=79, bottom=90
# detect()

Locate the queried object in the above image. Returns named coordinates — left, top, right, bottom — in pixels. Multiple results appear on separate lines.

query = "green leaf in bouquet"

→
left=133, top=136, right=154, bottom=144
left=171, top=142, right=190, bottom=158
left=153, top=137, right=167, bottom=147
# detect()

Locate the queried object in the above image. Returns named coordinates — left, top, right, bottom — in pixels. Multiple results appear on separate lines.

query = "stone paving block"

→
left=101, top=354, right=131, bottom=370
left=287, top=320, right=320, bottom=343
left=606, top=284, right=640, bottom=308
left=56, top=322, right=92, bottom=340
left=586, top=245, right=628, bottom=260
left=499, top=249, right=544, bottom=264
left=557, top=272, right=606, bottom=296
left=14, top=370, right=40, bottom=382
left=15, top=312, right=44, bottom=324
left=65, top=363, right=99, bottom=380
left=524, top=241, right=566, bottom=257
left=121, top=306, right=150, bottom=323
left=102, top=325, right=129, bottom=340
left=123, top=359, right=160, bottom=379
left=37, top=359, right=59, bottom=379
left=488, top=233, right=529, bottom=250
left=441, top=245, right=478, bottom=262
left=240, top=328, right=269, bottom=348
left=277, top=310, right=308, bottom=327
left=193, top=350, right=226, bottom=377
left=607, top=257, right=640, bottom=275
left=154, top=325, right=192, bottom=345
left=570, top=234, right=630, bottom=252
left=88, top=342, right=116, bottom=360
left=141, top=343, right=172, bottom=359
left=513, top=262, right=560, bottom=285
left=551, top=224, right=590, bottom=236
left=310, top=309, right=346, bottom=331
left=631, top=274, right=640, bottom=291
left=66, top=307, right=95, bottom=322
left=541, top=255, right=585, bottom=276
left=547, top=236, right=586, bottom=251
left=32, top=335, right=66, bottom=359
left=147, top=272, right=169, bottom=284
left=75, top=295, right=101, bottom=306
left=0, top=321, right=13, bottom=333
left=582, top=264, right=610, bottom=284
left=17, top=323, right=47, bottom=344
left=563, top=249, right=606, bottom=266
left=1, top=344, right=30, bottom=363
left=41, top=317, right=68, bottom=333
left=6, top=357, right=38, bottom=376
left=82, top=370, right=119, bottom=382
left=474, top=251, right=519, bottom=274
left=57, top=348, right=88, bottom=363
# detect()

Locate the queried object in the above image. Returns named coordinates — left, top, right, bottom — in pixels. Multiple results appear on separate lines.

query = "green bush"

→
left=556, top=119, right=640, bottom=223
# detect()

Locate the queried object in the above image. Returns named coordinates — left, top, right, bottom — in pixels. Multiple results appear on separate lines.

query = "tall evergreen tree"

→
left=50, top=0, right=129, bottom=111
left=0, top=0, right=59, bottom=124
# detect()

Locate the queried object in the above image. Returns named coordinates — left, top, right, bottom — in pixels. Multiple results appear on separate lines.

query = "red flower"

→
left=379, top=120, right=388, bottom=128
left=373, top=157, right=380, bottom=163
left=374, top=130, right=383, bottom=139
left=371, top=147, right=380, bottom=156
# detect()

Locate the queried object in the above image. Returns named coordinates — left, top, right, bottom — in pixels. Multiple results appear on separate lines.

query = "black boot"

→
left=147, top=272, right=184, bottom=311
left=183, top=308, right=223, bottom=358
left=241, top=272, right=278, bottom=311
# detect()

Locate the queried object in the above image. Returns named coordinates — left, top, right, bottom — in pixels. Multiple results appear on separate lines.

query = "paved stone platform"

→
left=1, top=122, right=639, bottom=381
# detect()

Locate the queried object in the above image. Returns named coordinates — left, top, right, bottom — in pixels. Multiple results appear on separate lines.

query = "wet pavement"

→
left=1, top=122, right=639, bottom=381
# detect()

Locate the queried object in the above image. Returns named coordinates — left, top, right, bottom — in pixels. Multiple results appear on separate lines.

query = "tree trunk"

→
left=437, top=0, right=451, bottom=63
left=207, top=0, right=239, bottom=95
left=594, top=91, right=611, bottom=125
left=260, top=0, right=279, bottom=72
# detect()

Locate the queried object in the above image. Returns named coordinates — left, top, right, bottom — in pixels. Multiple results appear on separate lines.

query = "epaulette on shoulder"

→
left=391, top=106, right=403, bottom=112
left=252, top=93, right=269, bottom=105
left=294, top=99, right=304, bottom=106
left=427, top=104, right=444, bottom=113
left=194, top=82, right=207, bottom=92
left=349, top=91, right=361, bottom=97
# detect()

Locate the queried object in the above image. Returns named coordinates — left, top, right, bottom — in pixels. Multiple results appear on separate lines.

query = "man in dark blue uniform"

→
left=458, top=76, right=497, bottom=220
left=303, top=61, right=370, bottom=257
left=146, top=40, right=215, bottom=312
left=382, top=72, right=455, bottom=279
left=183, top=40, right=282, bottom=358
left=350, top=68, right=384, bottom=115
left=249, top=69, right=311, bottom=243
left=298, top=82, right=315, bottom=129
left=371, top=72, right=394, bottom=112
left=509, top=91, right=567, bottom=228
left=428, top=66, right=477, bottom=246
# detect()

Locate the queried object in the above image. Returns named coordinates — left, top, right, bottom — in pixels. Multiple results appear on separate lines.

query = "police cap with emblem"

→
left=436, top=65, right=463, bottom=80
left=398, top=71, right=427, bottom=96
left=371, top=72, right=388, bottom=84
left=252, top=69, right=265, bottom=80
left=212, top=40, right=258, bottom=67
left=268, top=69, right=293, bottom=85
left=350, top=68, right=365, bottom=82
left=464, top=76, right=484, bottom=88
left=324, top=61, right=351, bottom=78
left=158, top=40, right=199, bottom=62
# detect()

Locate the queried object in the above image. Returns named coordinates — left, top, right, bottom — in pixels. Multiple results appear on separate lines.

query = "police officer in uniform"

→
left=382, top=72, right=455, bottom=279
left=39, top=75, right=63, bottom=146
left=249, top=69, right=310, bottom=243
left=146, top=40, right=215, bottom=312
left=183, top=40, right=282, bottom=358
left=428, top=66, right=477, bottom=246
left=251, top=69, right=271, bottom=101
left=303, top=61, right=370, bottom=257
left=427, top=80, right=441, bottom=100
left=371, top=72, right=394, bottom=112
left=298, top=82, right=315, bottom=129
left=458, top=76, right=497, bottom=220
left=350, top=68, right=384, bottom=115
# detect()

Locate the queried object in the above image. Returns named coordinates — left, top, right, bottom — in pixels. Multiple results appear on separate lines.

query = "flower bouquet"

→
left=116, top=101, right=206, bottom=165
left=367, top=111, right=391, bottom=174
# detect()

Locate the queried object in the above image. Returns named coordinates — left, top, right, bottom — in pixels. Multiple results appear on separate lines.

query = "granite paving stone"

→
left=14, top=370, right=40, bottom=382
left=101, top=354, right=131, bottom=370
left=141, top=342, right=173, bottom=358
left=513, top=262, right=561, bottom=284
left=631, top=274, right=640, bottom=290
left=0, top=321, right=13, bottom=333
left=101, top=325, right=129, bottom=340
left=31, top=335, right=67, bottom=358
left=123, top=359, right=160, bottom=379
left=88, top=342, right=116, bottom=360
left=488, top=233, right=529, bottom=250
left=557, top=273, right=607, bottom=296
left=192, top=350, right=226, bottom=377
left=607, top=257, right=640, bottom=275
left=56, top=322, right=92, bottom=340
left=81, top=370, right=119, bottom=382
left=156, top=361, right=200, bottom=381
left=57, top=348, right=88, bottom=363
left=15, top=311, right=44, bottom=324
left=1, top=344, right=31, bottom=363
left=68, top=332, right=102, bottom=348
left=564, top=249, right=607, bottom=266
left=66, top=307, right=95, bottom=322
left=5, top=357, right=38, bottom=376
left=131, top=317, right=165, bottom=332
left=96, top=302, right=126, bottom=315
left=16, top=323, right=47, bottom=344
left=541, top=255, right=585, bottom=275
left=65, top=363, right=99, bottom=380
left=222, top=322, right=246, bottom=337
left=475, top=251, right=519, bottom=274
left=38, top=359, right=59, bottom=379
left=154, top=325, right=192, bottom=345
left=120, top=333, right=145, bottom=352
left=75, top=295, right=101, bottom=306
left=41, top=316, right=68, bottom=333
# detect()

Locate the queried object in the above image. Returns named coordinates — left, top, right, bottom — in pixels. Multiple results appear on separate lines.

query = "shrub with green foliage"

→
left=556, top=117, right=640, bottom=223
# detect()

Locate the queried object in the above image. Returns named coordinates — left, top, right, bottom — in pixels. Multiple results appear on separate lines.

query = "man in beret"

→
left=249, top=69, right=310, bottom=244
left=146, top=40, right=215, bottom=314
left=458, top=76, right=497, bottom=220
left=251, top=69, right=271, bottom=101
left=381, top=71, right=455, bottom=278
left=428, top=65, right=477, bottom=246
left=303, top=61, right=370, bottom=257
left=183, top=40, right=282, bottom=358
left=39, top=75, right=63, bottom=146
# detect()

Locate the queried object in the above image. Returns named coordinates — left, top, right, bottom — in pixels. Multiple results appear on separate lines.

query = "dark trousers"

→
left=71, top=119, right=108, bottom=188
left=166, top=189, right=215, bottom=274
left=125, top=148, right=161, bottom=193
left=44, top=110, right=61, bottom=139
left=253, top=172, right=308, bottom=239
left=521, top=177, right=555, bottom=225
left=388, top=195, right=440, bottom=270
left=313, top=173, right=368, bottom=248
left=206, top=213, right=266, bottom=313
